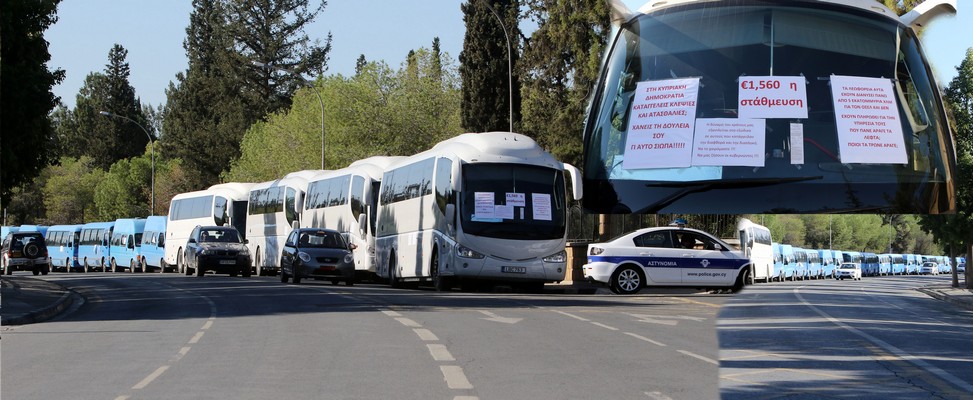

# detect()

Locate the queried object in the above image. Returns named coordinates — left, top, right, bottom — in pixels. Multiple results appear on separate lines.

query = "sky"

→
left=47, top=0, right=973, bottom=110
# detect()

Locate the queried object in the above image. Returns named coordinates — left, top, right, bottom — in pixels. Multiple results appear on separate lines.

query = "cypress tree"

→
left=459, top=0, right=521, bottom=133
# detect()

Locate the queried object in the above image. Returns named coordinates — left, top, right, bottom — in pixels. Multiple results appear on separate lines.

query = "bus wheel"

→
left=610, top=265, right=642, bottom=295
left=388, top=253, right=402, bottom=289
left=253, top=250, right=262, bottom=277
left=110, top=259, right=117, bottom=273
left=130, top=259, right=136, bottom=273
left=160, top=259, right=167, bottom=273
left=431, top=249, right=450, bottom=292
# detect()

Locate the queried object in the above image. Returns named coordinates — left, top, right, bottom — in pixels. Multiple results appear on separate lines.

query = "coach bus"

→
left=166, top=182, right=253, bottom=274
left=302, top=157, right=403, bottom=280
left=245, top=172, right=317, bottom=276
left=738, top=218, right=773, bottom=283
left=581, top=0, right=957, bottom=213
left=374, top=132, right=582, bottom=291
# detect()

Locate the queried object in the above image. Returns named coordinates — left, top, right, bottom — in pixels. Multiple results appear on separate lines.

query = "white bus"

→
left=166, top=182, right=253, bottom=274
left=738, top=218, right=773, bottom=283
left=245, top=172, right=315, bottom=276
left=301, top=156, right=404, bottom=280
left=374, top=132, right=583, bottom=291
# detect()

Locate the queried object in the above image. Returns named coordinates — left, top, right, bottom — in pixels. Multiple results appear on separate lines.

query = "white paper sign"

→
left=505, top=193, right=526, bottom=207
left=474, top=192, right=495, bottom=219
left=691, top=119, right=766, bottom=167
left=830, top=75, right=907, bottom=164
left=790, top=123, right=805, bottom=165
left=494, top=205, right=514, bottom=220
left=532, top=193, right=552, bottom=221
left=622, top=78, right=700, bottom=169
left=738, top=76, right=808, bottom=119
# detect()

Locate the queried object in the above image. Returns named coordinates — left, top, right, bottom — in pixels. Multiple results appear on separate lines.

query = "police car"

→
left=582, top=223, right=751, bottom=295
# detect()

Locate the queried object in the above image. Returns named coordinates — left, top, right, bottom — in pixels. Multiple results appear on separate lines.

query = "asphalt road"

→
left=719, top=274, right=973, bottom=399
left=2, top=274, right=727, bottom=400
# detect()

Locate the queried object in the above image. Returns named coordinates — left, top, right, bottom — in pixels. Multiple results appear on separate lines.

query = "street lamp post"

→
left=99, top=111, right=155, bottom=215
left=478, top=0, right=514, bottom=133
left=252, top=61, right=326, bottom=170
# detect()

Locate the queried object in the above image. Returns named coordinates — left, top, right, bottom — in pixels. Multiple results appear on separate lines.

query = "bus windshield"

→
left=582, top=2, right=955, bottom=213
left=460, top=163, right=566, bottom=240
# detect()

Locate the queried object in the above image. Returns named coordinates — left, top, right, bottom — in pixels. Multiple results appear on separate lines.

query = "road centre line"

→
left=590, top=321, right=619, bottom=331
left=624, top=332, right=667, bottom=347
left=794, top=287, right=973, bottom=393
left=677, top=349, right=718, bottom=365
left=132, top=366, right=169, bottom=390
left=201, top=320, right=213, bottom=330
left=395, top=317, right=422, bottom=328
left=414, top=328, right=439, bottom=341
left=188, top=331, right=205, bottom=344
left=382, top=310, right=402, bottom=317
left=441, top=366, right=474, bottom=389
left=551, top=310, right=590, bottom=321
left=427, top=344, right=456, bottom=361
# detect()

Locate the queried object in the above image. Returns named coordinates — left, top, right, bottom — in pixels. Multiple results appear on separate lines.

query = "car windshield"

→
left=582, top=2, right=956, bottom=213
left=199, top=229, right=241, bottom=243
left=297, top=231, right=346, bottom=249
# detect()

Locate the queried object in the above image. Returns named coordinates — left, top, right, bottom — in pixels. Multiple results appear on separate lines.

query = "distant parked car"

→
left=280, top=228, right=356, bottom=285
left=920, top=262, right=939, bottom=275
left=183, top=226, right=251, bottom=277
left=835, top=263, right=862, bottom=281
left=2, top=232, right=51, bottom=275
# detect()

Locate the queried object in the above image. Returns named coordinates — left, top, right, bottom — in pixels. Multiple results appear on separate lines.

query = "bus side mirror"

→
left=445, top=204, right=456, bottom=232
left=358, top=214, right=367, bottom=236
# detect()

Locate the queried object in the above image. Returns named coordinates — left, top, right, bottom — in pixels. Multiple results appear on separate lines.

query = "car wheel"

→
left=345, top=279, right=354, bottom=286
left=280, top=268, right=288, bottom=283
left=293, top=273, right=302, bottom=284
left=42, top=263, right=50, bottom=275
left=610, top=265, right=643, bottom=295
left=32, top=266, right=40, bottom=275
left=195, top=262, right=204, bottom=277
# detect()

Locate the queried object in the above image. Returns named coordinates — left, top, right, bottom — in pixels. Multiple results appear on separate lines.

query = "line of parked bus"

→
left=737, top=220, right=964, bottom=283
left=4, top=132, right=584, bottom=291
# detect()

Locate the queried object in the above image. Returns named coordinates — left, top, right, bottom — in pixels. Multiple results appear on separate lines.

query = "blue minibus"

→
left=45, top=225, right=82, bottom=272
left=78, top=222, right=115, bottom=272
left=140, top=216, right=167, bottom=272
left=109, top=218, right=146, bottom=272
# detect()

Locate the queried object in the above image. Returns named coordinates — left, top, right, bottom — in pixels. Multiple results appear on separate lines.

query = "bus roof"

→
left=616, top=0, right=956, bottom=29
left=47, top=224, right=82, bottom=232
left=388, top=132, right=563, bottom=171
left=172, top=182, right=253, bottom=202
left=248, top=175, right=311, bottom=192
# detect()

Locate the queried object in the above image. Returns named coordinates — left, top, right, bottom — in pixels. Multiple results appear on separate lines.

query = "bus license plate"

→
left=502, top=266, right=526, bottom=274
left=219, top=260, right=236, bottom=265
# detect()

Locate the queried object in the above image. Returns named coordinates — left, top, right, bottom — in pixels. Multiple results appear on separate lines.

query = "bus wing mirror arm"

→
left=445, top=204, right=456, bottom=234
left=563, top=163, right=583, bottom=201
left=900, top=0, right=956, bottom=30
left=358, top=214, right=367, bottom=236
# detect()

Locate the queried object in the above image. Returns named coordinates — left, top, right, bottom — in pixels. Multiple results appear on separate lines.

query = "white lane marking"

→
left=395, top=317, right=422, bottom=328
left=454, top=397, right=480, bottom=400
left=201, top=320, right=213, bottom=330
left=427, top=344, right=456, bottom=361
left=552, top=310, right=590, bottom=322
left=624, top=332, right=667, bottom=347
left=478, top=310, right=522, bottom=324
left=645, top=391, right=675, bottom=400
left=678, top=350, right=719, bottom=365
left=178, top=347, right=191, bottom=356
left=441, top=365, right=474, bottom=389
left=414, top=328, right=439, bottom=341
left=132, top=366, right=170, bottom=390
left=590, top=321, right=619, bottom=331
left=795, top=288, right=973, bottom=393
left=114, top=396, right=130, bottom=400
left=382, top=310, right=402, bottom=317
left=188, top=331, right=205, bottom=344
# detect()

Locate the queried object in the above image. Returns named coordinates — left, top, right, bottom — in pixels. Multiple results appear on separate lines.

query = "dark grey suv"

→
left=2, top=232, right=52, bottom=275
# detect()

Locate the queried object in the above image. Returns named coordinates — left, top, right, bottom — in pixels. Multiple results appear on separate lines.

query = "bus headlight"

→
left=543, top=250, right=567, bottom=263
left=457, top=245, right=485, bottom=259
left=298, top=252, right=311, bottom=263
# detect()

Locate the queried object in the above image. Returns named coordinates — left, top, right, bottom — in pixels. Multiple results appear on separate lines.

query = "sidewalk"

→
left=917, top=284, right=973, bottom=311
left=1, top=276, right=78, bottom=326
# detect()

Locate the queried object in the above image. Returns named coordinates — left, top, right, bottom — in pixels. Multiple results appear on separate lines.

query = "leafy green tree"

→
left=68, top=45, right=150, bottom=170
left=42, top=156, right=103, bottom=224
left=519, top=0, right=610, bottom=166
left=227, top=48, right=462, bottom=181
left=459, top=0, right=521, bottom=133
left=0, top=0, right=65, bottom=206
left=163, top=0, right=332, bottom=187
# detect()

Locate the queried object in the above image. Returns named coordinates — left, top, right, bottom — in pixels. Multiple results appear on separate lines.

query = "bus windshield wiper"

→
left=635, top=176, right=824, bottom=213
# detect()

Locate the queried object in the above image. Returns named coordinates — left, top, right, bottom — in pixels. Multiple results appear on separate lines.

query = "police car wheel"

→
left=610, top=266, right=642, bottom=295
